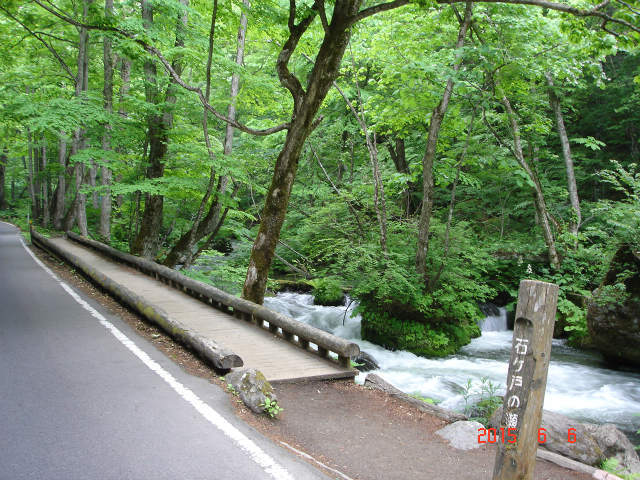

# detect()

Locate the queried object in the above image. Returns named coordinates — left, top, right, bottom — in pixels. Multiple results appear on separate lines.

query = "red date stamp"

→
left=477, top=427, right=577, bottom=444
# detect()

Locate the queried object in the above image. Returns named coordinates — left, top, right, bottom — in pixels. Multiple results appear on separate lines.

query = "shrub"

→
left=309, top=276, right=344, bottom=306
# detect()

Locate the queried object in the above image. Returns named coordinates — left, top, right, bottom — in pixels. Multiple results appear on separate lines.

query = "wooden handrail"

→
left=30, top=227, right=243, bottom=370
left=65, top=231, right=360, bottom=366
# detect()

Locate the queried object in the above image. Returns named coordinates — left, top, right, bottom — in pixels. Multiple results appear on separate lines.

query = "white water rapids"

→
left=264, top=292, right=640, bottom=440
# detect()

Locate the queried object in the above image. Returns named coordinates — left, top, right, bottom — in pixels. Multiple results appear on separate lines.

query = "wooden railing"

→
left=31, top=227, right=243, bottom=370
left=65, top=231, right=360, bottom=367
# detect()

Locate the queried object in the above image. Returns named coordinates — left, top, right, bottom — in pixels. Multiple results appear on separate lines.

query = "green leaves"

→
left=571, top=136, right=606, bottom=150
left=596, top=161, right=640, bottom=249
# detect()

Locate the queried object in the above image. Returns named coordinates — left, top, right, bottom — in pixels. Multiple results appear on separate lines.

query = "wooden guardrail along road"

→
left=35, top=232, right=358, bottom=383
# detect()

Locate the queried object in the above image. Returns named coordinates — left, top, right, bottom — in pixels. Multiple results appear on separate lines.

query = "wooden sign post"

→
left=493, top=279, right=559, bottom=480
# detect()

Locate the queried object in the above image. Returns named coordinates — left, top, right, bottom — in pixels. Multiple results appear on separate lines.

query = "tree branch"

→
left=288, top=0, right=297, bottom=32
left=482, top=107, right=518, bottom=159
left=615, top=0, right=640, bottom=15
left=34, top=30, right=78, bottom=44
left=31, top=0, right=289, bottom=136
left=0, top=6, right=76, bottom=84
left=350, top=0, right=411, bottom=25
left=316, top=0, right=330, bottom=33
left=276, top=3, right=317, bottom=110
left=593, top=0, right=611, bottom=10
left=309, top=143, right=366, bottom=236
left=439, top=0, right=640, bottom=35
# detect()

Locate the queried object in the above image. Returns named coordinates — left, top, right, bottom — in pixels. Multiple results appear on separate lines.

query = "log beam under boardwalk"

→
left=37, top=234, right=357, bottom=383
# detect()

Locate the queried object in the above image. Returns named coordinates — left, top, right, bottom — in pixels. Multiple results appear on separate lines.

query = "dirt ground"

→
left=30, top=241, right=594, bottom=480
left=239, top=380, right=593, bottom=480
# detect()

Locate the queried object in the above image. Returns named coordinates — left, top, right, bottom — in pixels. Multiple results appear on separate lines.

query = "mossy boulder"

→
left=272, top=279, right=314, bottom=294
left=359, top=301, right=480, bottom=357
left=225, top=368, right=276, bottom=414
left=587, top=244, right=640, bottom=367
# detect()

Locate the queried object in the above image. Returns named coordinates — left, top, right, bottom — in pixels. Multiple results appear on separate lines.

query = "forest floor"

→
left=29, top=241, right=594, bottom=480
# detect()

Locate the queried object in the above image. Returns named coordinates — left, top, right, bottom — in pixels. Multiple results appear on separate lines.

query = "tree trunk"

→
left=242, top=2, right=358, bottom=304
left=112, top=57, right=131, bottom=209
left=131, top=0, right=163, bottom=257
left=99, top=0, right=114, bottom=242
left=367, top=132, right=388, bottom=253
left=387, top=137, right=408, bottom=174
left=78, top=0, right=91, bottom=235
left=74, top=134, right=89, bottom=236
left=34, top=141, right=42, bottom=220
left=41, top=142, right=50, bottom=227
left=415, top=2, right=473, bottom=282
left=500, top=93, right=561, bottom=268
left=386, top=137, right=415, bottom=215
left=545, top=72, right=581, bottom=237
left=131, top=0, right=187, bottom=258
left=0, top=147, right=7, bottom=210
left=53, top=135, right=66, bottom=229
left=164, top=0, right=247, bottom=269
left=89, top=163, right=98, bottom=208
left=431, top=109, right=475, bottom=290
left=332, top=54, right=388, bottom=253
left=62, top=189, right=77, bottom=232
left=118, top=57, right=132, bottom=116
left=64, top=0, right=91, bottom=235
left=242, top=117, right=312, bottom=304
left=26, top=127, right=37, bottom=220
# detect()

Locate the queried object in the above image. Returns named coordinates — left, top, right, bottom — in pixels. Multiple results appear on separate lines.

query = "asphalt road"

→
left=0, top=222, right=327, bottom=480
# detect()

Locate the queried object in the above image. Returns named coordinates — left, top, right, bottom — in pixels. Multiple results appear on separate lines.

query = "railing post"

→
left=338, top=355, right=350, bottom=368
left=492, top=279, right=559, bottom=480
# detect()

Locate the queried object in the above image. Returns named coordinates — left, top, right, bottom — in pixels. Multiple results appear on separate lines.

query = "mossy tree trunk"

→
left=131, top=0, right=187, bottom=258
left=242, top=1, right=364, bottom=304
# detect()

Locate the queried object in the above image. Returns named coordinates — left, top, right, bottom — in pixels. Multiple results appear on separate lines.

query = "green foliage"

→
left=308, top=276, right=344, bottom=306
left=0, top=203, right=32, bottom=235
left=597, top=161, right=640, bottom=249
left=600, top=457, right=640, bottom=480
left=226, top=383, right=239, bottom=396
left=358, top=304, right=481, bottom=357
left=595, top=281, right=634, bottom=306
left=409, top=393, right=437, bottom=404
left=325, top=218, right=491, bottom=357
left=559, top=297, right=589, bottom=346
left=462, top=377, right=502, bottom=426
left=182, top=254, right=250, bottom=297
left=260, top=397, right=283, bottom=418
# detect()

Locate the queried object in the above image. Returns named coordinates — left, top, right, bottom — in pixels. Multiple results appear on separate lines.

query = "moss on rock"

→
left=359, top=300, right=480, bottom=357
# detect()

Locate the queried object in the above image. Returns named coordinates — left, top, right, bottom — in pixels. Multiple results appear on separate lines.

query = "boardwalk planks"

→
left=33, top=231, right=356, bottom=382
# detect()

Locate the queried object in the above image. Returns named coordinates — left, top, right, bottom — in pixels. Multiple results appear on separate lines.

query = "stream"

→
left=264, top=292, right=640, bottom=441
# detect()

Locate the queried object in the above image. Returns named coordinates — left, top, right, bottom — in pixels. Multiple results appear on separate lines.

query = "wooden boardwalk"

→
left=48, top=237, right=355, bottom=382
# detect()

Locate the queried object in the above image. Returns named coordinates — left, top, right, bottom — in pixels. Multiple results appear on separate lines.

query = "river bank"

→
left=264, top=292, right=640, bottom=444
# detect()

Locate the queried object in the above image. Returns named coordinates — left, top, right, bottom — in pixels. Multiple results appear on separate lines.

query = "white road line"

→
left=280, top=442, right=355, bottom=480
left=18, top=232, right=294, bottom=480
